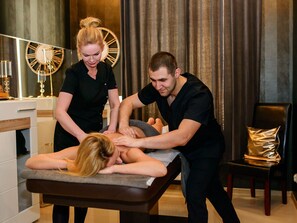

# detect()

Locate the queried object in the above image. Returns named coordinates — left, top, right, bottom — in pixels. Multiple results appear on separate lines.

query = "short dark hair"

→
left=148, top=52, right=177, bottom=75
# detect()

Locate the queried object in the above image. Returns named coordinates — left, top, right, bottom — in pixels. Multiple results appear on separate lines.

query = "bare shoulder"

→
left=104, top=132, right=129, bottom=151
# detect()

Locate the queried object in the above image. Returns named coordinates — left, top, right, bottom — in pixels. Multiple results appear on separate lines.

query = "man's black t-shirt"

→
left=138, top=73, right=225, bottom=160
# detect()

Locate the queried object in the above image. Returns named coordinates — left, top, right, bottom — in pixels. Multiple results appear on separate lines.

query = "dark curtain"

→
left=224, top=0, right=261, bottom=160
left=120, top=0, right=261, bottom=162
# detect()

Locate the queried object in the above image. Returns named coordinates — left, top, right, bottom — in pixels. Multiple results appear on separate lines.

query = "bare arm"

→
left=55, top=92, right=87, bottom=142
left=25, top=146, right=78, bottom=170
left=99, top=148, right=167, bottom=177
left=114, top=119, right=201, bottom=150
left=105, top=89, right=120, bottom=133
left=118, top=93, right=146, bottom=137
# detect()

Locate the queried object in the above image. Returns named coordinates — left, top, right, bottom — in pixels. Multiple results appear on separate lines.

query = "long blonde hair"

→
left=76, top=17, right=104, bottom=58
left=66, top=132, right=115, bottom=177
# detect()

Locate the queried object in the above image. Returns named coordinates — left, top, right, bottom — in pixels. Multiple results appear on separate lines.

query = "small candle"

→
left=38, top=70, right=46, bottom=83
left=0, top=60, right=12, bottom=77
left=0, top=61, right=3, bottom=78
left=7, top=60, right=12, bottom=77
left=4, top=61, right=7, bottom=77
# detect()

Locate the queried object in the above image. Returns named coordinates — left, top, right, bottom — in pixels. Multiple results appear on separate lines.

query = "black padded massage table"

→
left=24, top=155, right=181, bottom=223
left=22, top=120, right=185, bottom=223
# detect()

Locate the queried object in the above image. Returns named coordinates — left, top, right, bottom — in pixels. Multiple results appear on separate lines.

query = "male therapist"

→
left=114, top=51, right=240, bottom=223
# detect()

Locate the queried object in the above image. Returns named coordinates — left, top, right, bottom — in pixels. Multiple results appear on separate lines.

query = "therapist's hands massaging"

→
left=25, top=120, right=167, bottom=178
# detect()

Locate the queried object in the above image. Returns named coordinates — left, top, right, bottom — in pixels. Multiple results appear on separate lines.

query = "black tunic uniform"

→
left=138, top=73, right=225, bottom=159
left=54, top=60, right=117, bottom=151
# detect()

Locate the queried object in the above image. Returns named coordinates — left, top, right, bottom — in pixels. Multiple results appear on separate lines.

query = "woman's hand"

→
left=102, top=129, right=116, bottom=134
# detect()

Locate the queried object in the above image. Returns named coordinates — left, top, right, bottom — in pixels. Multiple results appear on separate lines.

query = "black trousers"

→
left=52, top=205, right=88, bottom=223
left=53, top=122, right=89, bottom=223
left=186, top=157, right=240, bottom=223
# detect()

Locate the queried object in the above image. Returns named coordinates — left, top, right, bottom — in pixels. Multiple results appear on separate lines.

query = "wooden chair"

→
left=226, top=103, right=292, bottom=215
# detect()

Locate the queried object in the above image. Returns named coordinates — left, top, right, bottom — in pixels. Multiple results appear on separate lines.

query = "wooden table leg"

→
left=120, top=202, right=158, bottom=223
left=120, top=211, right=151, bottom=223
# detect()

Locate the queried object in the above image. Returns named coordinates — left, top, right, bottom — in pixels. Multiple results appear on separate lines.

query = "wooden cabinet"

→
left=0, top=100, right=40, bottom=223
left=34, top=97, right=57, bottom=155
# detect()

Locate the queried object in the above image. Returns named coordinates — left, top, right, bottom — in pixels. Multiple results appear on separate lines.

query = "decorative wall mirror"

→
left=0, top=34, right=73, bottom=98
left=25, top=42, right=65, bottom=75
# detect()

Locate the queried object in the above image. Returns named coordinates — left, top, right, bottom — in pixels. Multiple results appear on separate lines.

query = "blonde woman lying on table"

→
left=25, top=118, right=166, bottom=177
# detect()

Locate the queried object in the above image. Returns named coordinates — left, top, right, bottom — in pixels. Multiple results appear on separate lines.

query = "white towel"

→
left=146, top=149, right=180, bottom=186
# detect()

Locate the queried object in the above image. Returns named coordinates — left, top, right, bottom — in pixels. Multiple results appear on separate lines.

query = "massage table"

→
left=22, top=149, right=183, bottom=223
